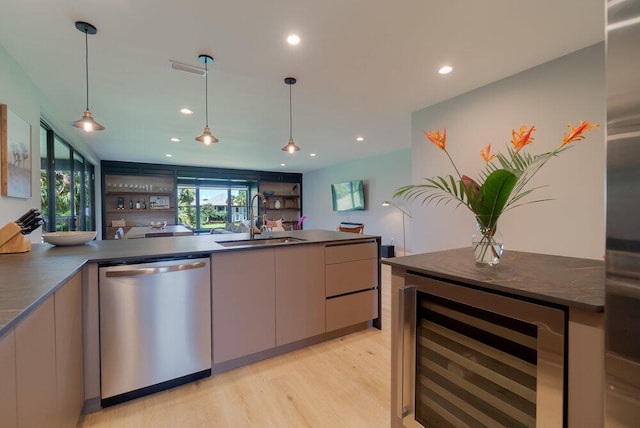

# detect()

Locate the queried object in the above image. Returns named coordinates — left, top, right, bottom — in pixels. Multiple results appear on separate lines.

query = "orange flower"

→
left=560, top=121, right=599, bottom=147
left=480, top=144, right=496, bottom=163
left=511, top=125, right=535, bottom=154
left=424, top=128, right=447, bottom=151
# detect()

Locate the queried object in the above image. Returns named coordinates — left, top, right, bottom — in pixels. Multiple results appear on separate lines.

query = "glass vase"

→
left=472, top=221, right=503, bottom=265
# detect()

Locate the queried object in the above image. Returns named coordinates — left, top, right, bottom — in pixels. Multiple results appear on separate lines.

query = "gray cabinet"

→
left=15, top=298, right=57, bottom=428
left=2, top=272, right=84, bottom=428
left=0, top=330, right=17, bottom=428
left=325, top=241, right=379, bottom=331
left=212, top=249, right=276, bottom=364
left=211, top=241, right=376, bottom=368
left=275, top=244, right=325, bottom=346
left=55, top=273, right=84, bottom=427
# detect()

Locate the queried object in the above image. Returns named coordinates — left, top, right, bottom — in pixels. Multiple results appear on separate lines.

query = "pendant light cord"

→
left=204, top=62, right=209, bottom=127
left=289, top=83, right=293, bottom=139
left=84, top=28, right=89, bottom=110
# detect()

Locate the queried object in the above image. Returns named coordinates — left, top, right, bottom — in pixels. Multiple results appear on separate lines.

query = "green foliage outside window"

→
left=178, top=186, right=248, bottom=231
left=178, top=188, right=196, bottom=228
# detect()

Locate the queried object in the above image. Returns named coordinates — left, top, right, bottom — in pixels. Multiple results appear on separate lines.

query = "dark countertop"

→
left=382, top=247, right=605, bottom=312
left=0, top=229, right=379, bottom=335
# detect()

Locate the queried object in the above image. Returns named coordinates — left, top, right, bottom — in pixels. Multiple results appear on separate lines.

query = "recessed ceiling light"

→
left=439, top=65, right=453, bottom=75
left=170, top=137, right=180, bottom=142
left=310, top=153, right=317, bottom=157
left=287, top=34, right=300, bottom=46
left=165, top=154, right=173, bottom=157
left=356, top=136, right=365, bottom=142
left=180, top=108, right=193, bottom=115
left=280, top=163, right=286, bottom=167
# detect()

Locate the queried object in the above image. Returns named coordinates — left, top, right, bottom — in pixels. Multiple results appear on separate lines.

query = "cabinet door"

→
left=212, top=249, right=276, bottom=364
left=55, top=272, right=84, bottom=427
left=275, top=244, right=326, bottom=346
left=0, top=329, right=17, bottom=428
left=326, top=289, right=378, bottom=332
left=325, top=259, right=378, bottom=297
left=15, top=298, right=57, bottom=428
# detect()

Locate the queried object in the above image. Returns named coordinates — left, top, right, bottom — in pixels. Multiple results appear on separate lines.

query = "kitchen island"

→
left=383, top=248, right=605, bottom=428
left=0, top=229, right=380, bottom=331
left=0, top=229, right=381, bottom=427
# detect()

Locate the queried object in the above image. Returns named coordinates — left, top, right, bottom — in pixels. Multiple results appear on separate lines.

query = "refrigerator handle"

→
left=105, top=261, right=207, bottom=278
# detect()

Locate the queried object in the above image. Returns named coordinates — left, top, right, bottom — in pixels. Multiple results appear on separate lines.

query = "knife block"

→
left=0, top=222, right=31, bottom=254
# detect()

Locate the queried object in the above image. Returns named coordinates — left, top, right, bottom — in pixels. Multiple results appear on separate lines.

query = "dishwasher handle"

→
left=104, top=261, right=207, bottom=278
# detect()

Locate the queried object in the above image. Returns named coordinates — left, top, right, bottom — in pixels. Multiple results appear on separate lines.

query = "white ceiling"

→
left=0, top=0, right=604, bottom=173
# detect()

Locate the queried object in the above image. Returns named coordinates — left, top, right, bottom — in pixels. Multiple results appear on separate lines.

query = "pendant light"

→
left=71, top=21, right=105, bottom=132
left=195, top=54, right=219, bottom=145
left=282, top=77, right=300, bottom=153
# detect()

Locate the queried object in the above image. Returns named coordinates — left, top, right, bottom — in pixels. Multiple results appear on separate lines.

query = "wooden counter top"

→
left=0, top=230, right=379, bottom=335
left=382, top=247, right=605, bottom=312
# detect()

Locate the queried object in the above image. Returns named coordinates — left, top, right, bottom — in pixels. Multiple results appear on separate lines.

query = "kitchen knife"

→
left=22, top=219, right=43, bottom=235
left=26, top=214, right=43, bottom=231
left=16, top=208, right=37, bottom=225
left=17, top=210, right=40, bottom=231
left=17, top=209, right=36, bottom=224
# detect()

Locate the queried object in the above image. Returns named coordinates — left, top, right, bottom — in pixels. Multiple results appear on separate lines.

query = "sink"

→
left=217, top=236, right=306, bottom=247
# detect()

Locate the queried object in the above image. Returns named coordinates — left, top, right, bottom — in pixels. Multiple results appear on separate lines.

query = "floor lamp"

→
left=382, top=201, right=412, bottom=256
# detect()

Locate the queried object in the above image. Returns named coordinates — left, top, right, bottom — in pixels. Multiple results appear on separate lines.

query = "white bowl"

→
left=43, top=231, right=97, bottom=246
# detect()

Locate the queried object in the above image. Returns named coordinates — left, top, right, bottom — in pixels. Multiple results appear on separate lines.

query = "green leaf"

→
left=393, top=175, right=470, bottom=212
left=449, top=175, right=458, bottom=198
left=505, top=185, right=548, bottom=207
left=474, top=169, right=518, bottom=229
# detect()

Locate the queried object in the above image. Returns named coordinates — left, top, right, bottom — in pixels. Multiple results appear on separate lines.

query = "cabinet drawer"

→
left=325, top=241, right=377, bottom=264
left=326, top=258, right=378, bottom=297
left=326, top=289, right=378, bottom=332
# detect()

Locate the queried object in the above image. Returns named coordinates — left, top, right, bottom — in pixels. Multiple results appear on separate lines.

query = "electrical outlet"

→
left=391, top=237, right=395, bottom=245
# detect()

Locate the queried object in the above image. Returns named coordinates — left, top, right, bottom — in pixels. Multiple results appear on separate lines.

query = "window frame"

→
left=177, top=178, right=251, bottom=233
left=40, top=121, right=96, bottom=232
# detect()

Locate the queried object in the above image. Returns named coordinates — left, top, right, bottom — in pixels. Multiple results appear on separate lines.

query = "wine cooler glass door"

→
left=399, top=274, right=565, bottom=428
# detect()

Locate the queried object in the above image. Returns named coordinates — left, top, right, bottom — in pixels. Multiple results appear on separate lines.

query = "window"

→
left=177, top=180, right=249, bottom=233
left=40, top=122, right=95, bottom=232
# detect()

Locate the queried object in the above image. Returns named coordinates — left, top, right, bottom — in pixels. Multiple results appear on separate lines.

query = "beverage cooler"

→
left=395, top=274, right=566, bottom=428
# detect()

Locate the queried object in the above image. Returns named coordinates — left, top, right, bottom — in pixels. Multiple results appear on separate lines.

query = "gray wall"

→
left=303, top=148, right=412, bottom=252
left=408, top=43, right=606, bottom=260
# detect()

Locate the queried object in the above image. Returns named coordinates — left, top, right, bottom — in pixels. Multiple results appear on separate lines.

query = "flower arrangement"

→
left=296, top=215, right=308, bottom=230
left=394, top=121, right=599, bottom=263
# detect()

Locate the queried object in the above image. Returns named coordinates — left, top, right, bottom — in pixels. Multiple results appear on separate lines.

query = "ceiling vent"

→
left=168, top=60, right=206, bottom=76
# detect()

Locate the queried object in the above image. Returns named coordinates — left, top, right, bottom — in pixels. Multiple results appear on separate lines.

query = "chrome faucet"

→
left=249, top=192, right=266, bottom=239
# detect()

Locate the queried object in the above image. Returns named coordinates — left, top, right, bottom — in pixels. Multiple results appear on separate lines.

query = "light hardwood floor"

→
left=77, top=265, right=392, bottom=428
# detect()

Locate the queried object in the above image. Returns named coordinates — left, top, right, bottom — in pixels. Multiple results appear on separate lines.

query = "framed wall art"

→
left=1, top=104, right=32, bottom=198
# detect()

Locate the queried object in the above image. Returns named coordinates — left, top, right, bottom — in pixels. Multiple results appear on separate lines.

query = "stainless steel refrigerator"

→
left=605, top=0, right=640, bottom=425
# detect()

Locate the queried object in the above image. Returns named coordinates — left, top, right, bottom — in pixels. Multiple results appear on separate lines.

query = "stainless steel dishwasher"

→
left=99, top=256, right=211, bottom=407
